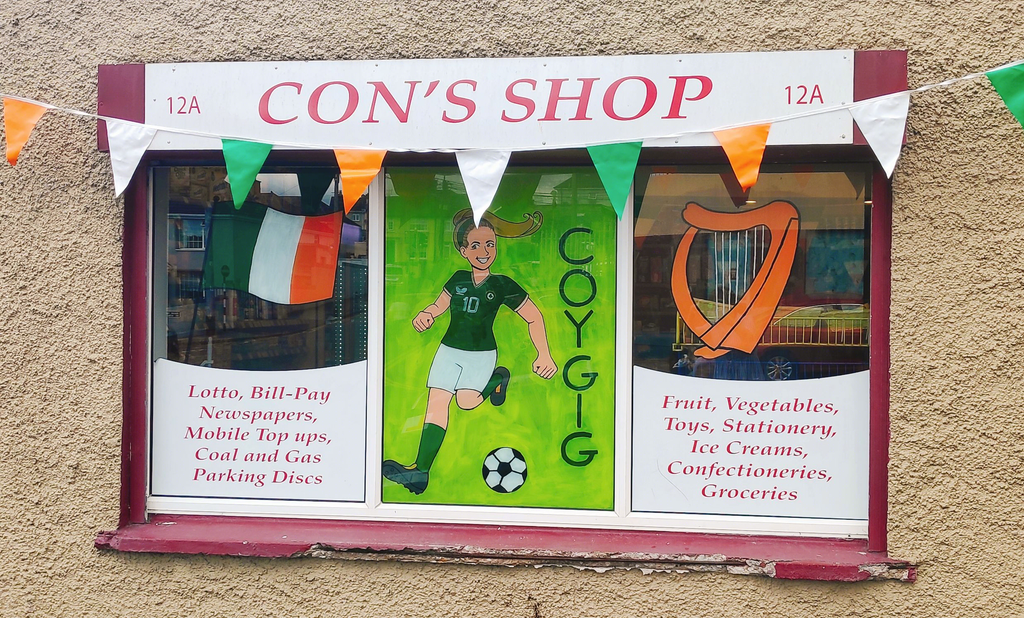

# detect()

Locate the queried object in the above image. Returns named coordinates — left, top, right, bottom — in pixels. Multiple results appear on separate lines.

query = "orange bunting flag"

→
left=333, top=149, right=386, bottom=213
left=3, top=98, right=48, bottom=166
left=713, top=124, right=772, bottom=192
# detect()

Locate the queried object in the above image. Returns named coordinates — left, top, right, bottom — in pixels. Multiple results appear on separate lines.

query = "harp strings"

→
left=709, top=225, right=770, bottom=324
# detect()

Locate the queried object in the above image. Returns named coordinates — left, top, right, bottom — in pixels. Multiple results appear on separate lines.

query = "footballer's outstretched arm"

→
left=413, top=290, right=451, bottom=332
left=516, top=299, right=557, bottom=379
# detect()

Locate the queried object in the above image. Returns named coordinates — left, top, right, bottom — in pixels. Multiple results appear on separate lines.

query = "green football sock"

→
left=414, top=423, right=446, bottom=471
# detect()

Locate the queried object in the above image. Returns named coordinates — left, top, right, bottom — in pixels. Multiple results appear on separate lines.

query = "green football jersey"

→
left=440, top=270, right=528, bottom=352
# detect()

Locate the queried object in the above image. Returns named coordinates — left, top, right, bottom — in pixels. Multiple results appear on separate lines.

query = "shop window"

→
left=86, top=49, right=919, bottom=577
left=382, top=166, right=616, bottom=509
left=151, top=166, right=369, bottom=502
left=631, top=164, right=871, bottom=521
left=124, top=157, right=892, bottom=575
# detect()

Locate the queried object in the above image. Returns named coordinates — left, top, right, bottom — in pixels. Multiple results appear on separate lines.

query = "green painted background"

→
left=383, top=167, right=616, bottom=509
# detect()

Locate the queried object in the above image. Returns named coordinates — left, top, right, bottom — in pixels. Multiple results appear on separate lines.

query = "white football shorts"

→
left=426, top=344, right=497, bottom=393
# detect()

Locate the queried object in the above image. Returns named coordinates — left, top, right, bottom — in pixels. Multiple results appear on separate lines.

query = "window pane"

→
left=179, top=218, right=206, bottom=250
left=633, top=166, right=869, bottom=381
left=160, top=167, right=368, bottom=370
left=381, top=167, right=617, bottom=510
left=630, top=165, right=870, bottom=521
left=151, top=166, right=369, bottom=503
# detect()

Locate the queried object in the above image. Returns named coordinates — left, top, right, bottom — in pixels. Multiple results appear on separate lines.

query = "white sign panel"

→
left=144, top=50, right=854, bottom=151
left=632, top=367, right=869, bottom=520
left=151, top=359, right=367, bottom=501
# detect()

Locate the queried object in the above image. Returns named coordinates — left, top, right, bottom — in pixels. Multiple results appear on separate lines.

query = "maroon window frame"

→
left=95, top=52, right=913, bottom=582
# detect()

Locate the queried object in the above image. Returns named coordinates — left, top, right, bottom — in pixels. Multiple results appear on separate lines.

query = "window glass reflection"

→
left=159, top=167, right=368, bottom=370
left=633, top=165, right=870, bottom=381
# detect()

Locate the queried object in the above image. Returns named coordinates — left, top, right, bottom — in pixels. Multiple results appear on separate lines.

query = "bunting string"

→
left=1, top=59, right=1023, bottom=152
left=4, top=58, right=1024, bottom=219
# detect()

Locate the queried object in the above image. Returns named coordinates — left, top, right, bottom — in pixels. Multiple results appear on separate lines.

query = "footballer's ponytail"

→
left=452, top=208, right=543, bottom=249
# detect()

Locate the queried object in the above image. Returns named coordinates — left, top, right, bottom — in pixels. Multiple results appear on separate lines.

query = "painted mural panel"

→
left=382, top=167, right=616, bottom=509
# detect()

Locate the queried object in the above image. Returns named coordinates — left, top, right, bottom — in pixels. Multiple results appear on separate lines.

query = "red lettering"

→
left=602, top=76, right=657, bottom=121
left=502, top=79, right=537, bottom=122
left=662, top=75, right=713, bottom=119
left=258, top=82, right=302, bottom=125
left=364, top=81, right=421, bottom=124
left=690, top=440, right=718, bottom=454
left=272, top=470, right=322, bottom=484
left=667, top=461, right=682, bottom=474
left=809, top=84, right=824, bottom=104
left=442, top=80, right=478, bottom=123
left=540, top=78, right=599, bottom=121
left=308, top=81, right=359, bottom=125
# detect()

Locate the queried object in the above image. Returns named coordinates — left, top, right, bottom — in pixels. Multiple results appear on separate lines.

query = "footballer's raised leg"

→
left=483, top=366, right=511, bottom=406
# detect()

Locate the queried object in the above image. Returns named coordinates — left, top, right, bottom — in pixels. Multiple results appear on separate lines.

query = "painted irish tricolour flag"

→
left=202, top=201, right=343, bottom=304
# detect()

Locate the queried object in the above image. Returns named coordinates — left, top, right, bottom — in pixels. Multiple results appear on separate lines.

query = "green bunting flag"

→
left=987, top=63, right=1024, bottom=130
left=587, top=142, right=643, bottom=219
left=222, top=139, right=274, bottom=209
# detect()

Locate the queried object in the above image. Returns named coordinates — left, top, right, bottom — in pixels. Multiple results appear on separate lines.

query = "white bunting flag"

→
left=455, top=149, right=512, bottom=224
left=106, top=119, right=158, bottom=197
left=849, top=92, right=911, bottom=178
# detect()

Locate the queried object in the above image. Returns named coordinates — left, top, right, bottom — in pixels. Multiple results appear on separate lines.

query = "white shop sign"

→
left=151, top=359, right=367, bottom=501
left=632, top=367, right=869, bottom=520
left=144, top=50, right=854, bottom=151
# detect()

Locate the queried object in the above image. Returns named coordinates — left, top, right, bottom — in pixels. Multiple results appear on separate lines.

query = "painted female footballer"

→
left=383, top=208, right=557, bottom=495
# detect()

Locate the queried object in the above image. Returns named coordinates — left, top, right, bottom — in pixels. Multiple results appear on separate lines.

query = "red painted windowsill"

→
left=96, top=514, right=914, bottom=582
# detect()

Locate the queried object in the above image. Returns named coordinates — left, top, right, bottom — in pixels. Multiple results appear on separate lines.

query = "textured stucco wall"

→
left=1, top=0, right=1023, bottom=616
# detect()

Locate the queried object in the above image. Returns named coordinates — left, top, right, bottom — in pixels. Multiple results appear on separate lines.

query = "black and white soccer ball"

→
left=482, top=447, right=527, bottom=493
